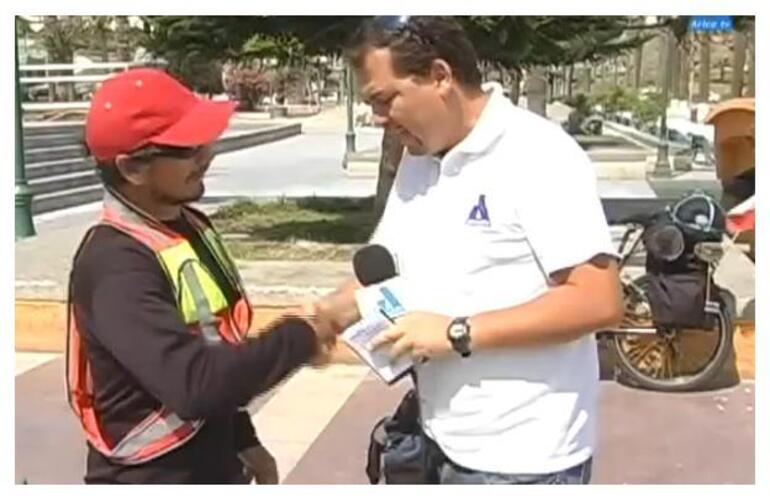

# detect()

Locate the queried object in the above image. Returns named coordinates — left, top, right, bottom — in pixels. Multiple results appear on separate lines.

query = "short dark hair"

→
left=82, top=138, right=127, bottom=188
left=346, top=16, right=482, bottom=89
left=96, top=161, right=128, bottom=188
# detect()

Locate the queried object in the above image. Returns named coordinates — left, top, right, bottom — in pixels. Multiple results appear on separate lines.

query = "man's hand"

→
left=293, top=301, right=338, bottom=342
left=289, top=301, right=338, bottom=367
left=368, top=312, right=453, bottom=360
left=239, top=443, right=279, bottom=484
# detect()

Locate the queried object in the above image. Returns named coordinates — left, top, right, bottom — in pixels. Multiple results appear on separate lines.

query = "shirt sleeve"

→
left=73, top=229, right=318, bottom=421
left=511, top=130, right=618, bottom=278
left=233, top=410, right=260, bottom=451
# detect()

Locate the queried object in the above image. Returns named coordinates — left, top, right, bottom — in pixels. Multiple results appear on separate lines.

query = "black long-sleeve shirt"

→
left=71, top=215, right=317, bottom=484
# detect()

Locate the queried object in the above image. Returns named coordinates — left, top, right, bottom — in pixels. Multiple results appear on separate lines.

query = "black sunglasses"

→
left=128, top=144, right=205, bottom=162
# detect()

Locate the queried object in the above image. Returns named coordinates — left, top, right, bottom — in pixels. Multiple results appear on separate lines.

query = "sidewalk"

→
left=15, top=353, right=755, bottom=484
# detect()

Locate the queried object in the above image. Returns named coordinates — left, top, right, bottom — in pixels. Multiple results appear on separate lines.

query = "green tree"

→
left=140, top=16, right=266, bottom=93
left=460, top=16, right=650, bottom=112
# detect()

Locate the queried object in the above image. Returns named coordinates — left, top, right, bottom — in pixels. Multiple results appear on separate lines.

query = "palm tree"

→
left=697, top=33, right=711, bottom=102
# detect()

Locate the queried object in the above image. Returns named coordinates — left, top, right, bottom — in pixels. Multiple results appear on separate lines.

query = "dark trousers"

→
left=422, top=432, right=592, bottom=485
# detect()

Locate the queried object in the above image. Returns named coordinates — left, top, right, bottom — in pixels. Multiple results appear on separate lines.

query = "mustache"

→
left=186, top=164, right=209, bottom=181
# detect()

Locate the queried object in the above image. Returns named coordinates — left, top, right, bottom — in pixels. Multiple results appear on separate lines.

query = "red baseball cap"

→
left=85, top=68, right=237, bottom=162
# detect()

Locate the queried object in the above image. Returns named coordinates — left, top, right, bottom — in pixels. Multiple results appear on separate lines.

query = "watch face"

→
left=449, top=323, right=467, bottom=340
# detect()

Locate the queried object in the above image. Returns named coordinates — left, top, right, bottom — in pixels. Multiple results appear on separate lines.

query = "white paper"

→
left=341, top=313, right=413, bottom=385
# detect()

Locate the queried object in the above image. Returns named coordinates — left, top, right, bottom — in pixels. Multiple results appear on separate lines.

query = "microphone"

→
left=352, top=245, right=403, bottom=323
left=353, top=244, right=397, bottom=286
left=351, top=246, right=427, bottom=376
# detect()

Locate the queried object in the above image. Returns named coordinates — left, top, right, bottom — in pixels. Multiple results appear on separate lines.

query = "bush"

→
left=223, top=64, right=270, bottom=110
left=632, top=92, right=665, bottom=126
left=586, top=84, right=666, bottom=130
left=590, top=84, right=637, bottom=115
left=563, top=94, right=592, bottom=135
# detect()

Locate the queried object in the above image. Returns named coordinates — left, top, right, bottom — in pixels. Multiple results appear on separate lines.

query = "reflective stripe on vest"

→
left=66, top=190, right=252, bottom=465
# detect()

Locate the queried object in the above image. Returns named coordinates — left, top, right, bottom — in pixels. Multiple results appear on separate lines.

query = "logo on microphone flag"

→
left=378, top=286, right=405, bottom=319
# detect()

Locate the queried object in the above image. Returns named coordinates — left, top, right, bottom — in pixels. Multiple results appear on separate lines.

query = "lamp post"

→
left=15, top=16, right=36, bottom=239
left=344, top=63, right=356, bottom=166
left=651, top=25, right=675, bottom=178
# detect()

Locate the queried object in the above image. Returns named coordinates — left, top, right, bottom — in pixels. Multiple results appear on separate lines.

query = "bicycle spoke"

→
left=625, top=337, right=662, bottom=368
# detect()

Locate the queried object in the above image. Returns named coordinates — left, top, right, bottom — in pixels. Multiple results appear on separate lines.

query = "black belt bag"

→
left=366, top=389, right=428, bottom=484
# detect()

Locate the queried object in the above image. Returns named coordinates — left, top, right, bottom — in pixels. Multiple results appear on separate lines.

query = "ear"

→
left=430, top=59, right=454, bottom=96
left=114, top=154, right=150, bottom=187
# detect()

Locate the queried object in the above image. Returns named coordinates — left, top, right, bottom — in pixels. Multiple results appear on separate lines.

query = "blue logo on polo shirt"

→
left=467, top=194, right=491, bottom=226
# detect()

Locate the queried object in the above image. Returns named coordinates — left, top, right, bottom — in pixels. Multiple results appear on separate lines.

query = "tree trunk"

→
left=633, top=44, right=643, bottom=89
left=525, top=66, right=547, bottom=117
left=546, top=72, right=554, bottom=103
left=670, top=44, right=681, bottom=98
left=747, top=22, right=755, bottom=97
left=625, top=54, right=633, bottom=86
left=509, top=68, right=521, bottom=105
left=99, top=29, right=110, bottom=62
left=731, top=30, right=747, bottom=97
left=613, top=57, right=619, bottom=85
left=373, top=129, right=403, bottom=223
left=658, top=33, right=667, bottom=92
left=698, top=35, right=711, bottom=102
left=678, top=44, right=690, bottom=99
left=582, top=65, right=592, bottom=94
left=560, top=66, right=568, bottom=99
left=567, top=64, right=574, bottom=99
left=115, top=17, right=132, bottom=61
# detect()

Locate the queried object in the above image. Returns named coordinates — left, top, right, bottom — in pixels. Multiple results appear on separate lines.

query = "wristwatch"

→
left=447, top=317, right=472, bottom=358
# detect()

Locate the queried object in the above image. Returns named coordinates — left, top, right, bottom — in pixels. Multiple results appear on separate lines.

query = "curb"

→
left=15, top=299, right=754, bottom=379
left=24, top=122, right=303, bottom=216
left=14, top=299, right=359, bottom=364
left=214, top=123, right=302, bottom=155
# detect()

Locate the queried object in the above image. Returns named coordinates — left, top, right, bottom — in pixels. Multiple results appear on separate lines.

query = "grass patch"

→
left=210, top=197, right=378, bottom=261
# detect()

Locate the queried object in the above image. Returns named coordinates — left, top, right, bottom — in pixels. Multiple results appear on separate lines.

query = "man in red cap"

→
left=67, top=68, right=338, bottom=484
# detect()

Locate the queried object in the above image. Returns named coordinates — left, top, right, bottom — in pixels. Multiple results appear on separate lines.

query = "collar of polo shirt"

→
left=438, top=83, right=507, bottom=174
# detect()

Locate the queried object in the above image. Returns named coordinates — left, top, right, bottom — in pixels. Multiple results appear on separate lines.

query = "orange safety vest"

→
left=66, top=190, right=253, bottom=465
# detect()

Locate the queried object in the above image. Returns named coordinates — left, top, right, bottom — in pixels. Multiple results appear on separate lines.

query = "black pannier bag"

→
left=366, top=389, right=427, bottom=484
left=642, top=192, right=725, bottom=330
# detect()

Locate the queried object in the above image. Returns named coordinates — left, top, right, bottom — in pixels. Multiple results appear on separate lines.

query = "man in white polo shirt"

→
left=321, top=16, right=623, bottom=484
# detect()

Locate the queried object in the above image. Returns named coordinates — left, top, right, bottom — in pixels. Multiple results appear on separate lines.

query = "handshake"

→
left=287, top=285, right=360, bottom=367
left=276, top=245, right=420, bottom=366
left=281, top=244, right=402, bottom=367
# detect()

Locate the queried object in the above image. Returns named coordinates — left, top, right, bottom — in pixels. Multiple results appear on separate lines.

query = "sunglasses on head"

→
left=369, top=16, right=435, bottom=46
left=371, top=15, right=410, bottom=30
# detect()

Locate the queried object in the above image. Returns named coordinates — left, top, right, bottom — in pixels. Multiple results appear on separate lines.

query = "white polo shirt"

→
left=371, top=85, right=617, bottom=474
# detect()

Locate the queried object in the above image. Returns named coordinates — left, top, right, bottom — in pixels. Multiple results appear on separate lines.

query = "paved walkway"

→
left=15, top=354, right=754, bottom=484
left=14, top=102, right=756, bottom=485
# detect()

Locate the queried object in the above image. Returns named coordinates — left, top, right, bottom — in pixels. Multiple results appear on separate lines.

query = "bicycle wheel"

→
left=613, top=274, right=734, bottom=392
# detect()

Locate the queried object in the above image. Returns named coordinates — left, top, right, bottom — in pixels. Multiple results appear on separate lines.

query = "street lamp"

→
left=15, top=16, right=36, bottom=239
left=344, top=63, right=356, bottom=165
left=651, top=23, right=675, bottom=178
